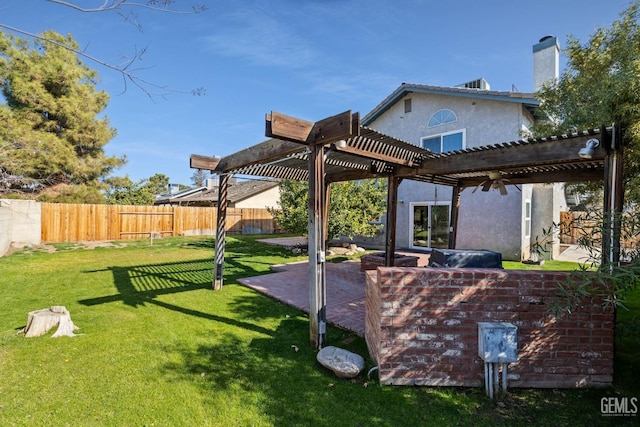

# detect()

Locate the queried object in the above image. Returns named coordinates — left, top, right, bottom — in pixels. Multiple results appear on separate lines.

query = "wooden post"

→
left=213, top=174, right=229, bottom=290
left=385, top=177, right=401, bottom=267
left=308, top=144, right=327, bottom=348
left=324, top=183, right=331, bottom=244
left=449, top=186, right=461, bottom=249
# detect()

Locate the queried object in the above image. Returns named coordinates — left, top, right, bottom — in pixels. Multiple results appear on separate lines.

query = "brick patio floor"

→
left=239, top=241, right=430, bottom=336
left=241, top=238, right=587, bottom=337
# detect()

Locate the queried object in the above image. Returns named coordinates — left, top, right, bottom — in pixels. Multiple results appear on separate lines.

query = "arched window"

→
left=428, top=109, right=457, bottom=127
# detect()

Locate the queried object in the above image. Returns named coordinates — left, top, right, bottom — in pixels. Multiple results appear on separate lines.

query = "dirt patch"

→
left=6, top=240, right=127, bottom=256
left=71, top=241, right=127, bottom=250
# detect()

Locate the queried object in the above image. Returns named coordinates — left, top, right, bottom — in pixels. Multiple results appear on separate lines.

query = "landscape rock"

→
left=317, top=346, right=365, bottom=379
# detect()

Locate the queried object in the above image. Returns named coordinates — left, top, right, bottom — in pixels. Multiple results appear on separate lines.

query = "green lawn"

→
left=0, top=236, right=638, bottom=426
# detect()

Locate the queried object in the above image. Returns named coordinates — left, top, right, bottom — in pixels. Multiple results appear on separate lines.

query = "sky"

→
left=0, top=0, right=634, bottom=187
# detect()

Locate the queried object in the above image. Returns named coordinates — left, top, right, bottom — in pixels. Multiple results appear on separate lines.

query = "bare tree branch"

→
left=46, top=0, right=207, bottom=15
left=0, top=23, right=206, bottom=99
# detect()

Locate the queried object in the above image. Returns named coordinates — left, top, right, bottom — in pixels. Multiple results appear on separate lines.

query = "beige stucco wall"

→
left=233, top=186, right=281, bottom=209
left=367, top=92, right=534, bottom=259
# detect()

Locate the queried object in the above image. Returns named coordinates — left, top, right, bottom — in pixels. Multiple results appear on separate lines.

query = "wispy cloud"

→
left=202, top=8, right=315, bottom=68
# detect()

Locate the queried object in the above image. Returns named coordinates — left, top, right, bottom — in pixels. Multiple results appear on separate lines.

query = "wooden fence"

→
left=560, top=210, right=640, bottom=249
left=41, top=203, right=279, bottom=243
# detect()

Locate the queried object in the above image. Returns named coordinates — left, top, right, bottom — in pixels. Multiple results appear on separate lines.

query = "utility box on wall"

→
left=478, top=322, right=518, bottom=363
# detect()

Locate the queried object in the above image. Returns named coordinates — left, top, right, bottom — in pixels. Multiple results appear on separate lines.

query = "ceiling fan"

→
left=472, top=171, right=510, bottom=196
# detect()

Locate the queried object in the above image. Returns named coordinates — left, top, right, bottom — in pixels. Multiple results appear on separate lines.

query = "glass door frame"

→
left=409, top=201, right=451, bottom=250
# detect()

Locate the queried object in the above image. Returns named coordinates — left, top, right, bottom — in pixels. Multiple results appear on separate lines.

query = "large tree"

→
left=530, top=0, right=640, bottom=204
left=0, top=29, right=124, bottom=200
left=530, top=1, right=640, bottom=314
left=269, top=179, right=387, bottom=240
left=104, top=173, right=171, bottom=205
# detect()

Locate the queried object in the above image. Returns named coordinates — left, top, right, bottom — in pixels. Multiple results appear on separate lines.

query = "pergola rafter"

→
left=193, top=111, right=624, bottom=349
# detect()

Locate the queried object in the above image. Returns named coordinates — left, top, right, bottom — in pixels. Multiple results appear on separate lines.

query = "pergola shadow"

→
left=79, top=257, right=273, bottom=336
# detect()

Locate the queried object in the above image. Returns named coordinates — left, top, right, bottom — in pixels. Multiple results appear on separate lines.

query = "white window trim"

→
left=524, top=199, right=532, bottom=239
left=420, top=128, right=467, bottom=153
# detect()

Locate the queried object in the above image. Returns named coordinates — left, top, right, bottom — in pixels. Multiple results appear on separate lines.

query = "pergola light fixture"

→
left=578, top=138, right=600, bottom=159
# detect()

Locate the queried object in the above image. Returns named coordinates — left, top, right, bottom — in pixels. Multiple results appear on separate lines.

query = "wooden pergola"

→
left=192, top=110, right=625, bottom=348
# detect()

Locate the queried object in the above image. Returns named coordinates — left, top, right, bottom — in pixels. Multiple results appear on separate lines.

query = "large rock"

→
left=316, top=346, right=365, bottom=379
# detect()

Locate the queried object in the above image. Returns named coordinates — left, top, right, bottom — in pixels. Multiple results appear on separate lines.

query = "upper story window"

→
left=421, top=129, right=466, bottom=153
left=404, top=98, right=412, bottom=113
left=428, top=109, right=457, bottom=127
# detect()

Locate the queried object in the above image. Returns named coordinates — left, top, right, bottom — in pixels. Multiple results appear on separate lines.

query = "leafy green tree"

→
left=530, top=1, right=640, bottom=204
left=0, top=29, right=124, bottom=201
left=269, top=179, right=387, bottom=240
left=104, top=176, right=154, bottom=206
left=529, top=2, right=640, bottom=315
left=38, top=184, right=106, bottom=204
left=144, top=173, right=171, bottom=196
left=270, top=180, right=309, bottom=236
left=104, top=173, right=178, bottom=205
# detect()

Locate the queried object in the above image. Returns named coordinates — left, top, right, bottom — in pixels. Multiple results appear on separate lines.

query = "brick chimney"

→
left=532, top=35, right=559, bottom=92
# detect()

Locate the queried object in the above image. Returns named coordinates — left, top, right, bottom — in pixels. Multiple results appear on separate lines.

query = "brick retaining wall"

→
left=365, top=267, right=614, bottom=388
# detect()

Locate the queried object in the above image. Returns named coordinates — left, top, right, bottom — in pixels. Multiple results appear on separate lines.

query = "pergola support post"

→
left=449, top=186, right=461, bottom=249
left=385, top=177, right=402, bottom=267
left=308, top=144, right=327, bottom=348
left=213, top=174, right=230, bottom=290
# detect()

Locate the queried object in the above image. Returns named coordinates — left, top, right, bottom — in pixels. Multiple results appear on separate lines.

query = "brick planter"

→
left=365, top=267, right=614, bottom=388
left=360, top=252, right=419, bottom=271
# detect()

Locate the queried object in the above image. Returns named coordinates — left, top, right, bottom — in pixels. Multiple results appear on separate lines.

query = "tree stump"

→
left=22, top=306, right=80, bottom=338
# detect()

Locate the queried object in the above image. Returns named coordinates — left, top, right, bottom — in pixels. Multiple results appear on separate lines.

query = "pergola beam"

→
left=457, top=167, right=605, bottom=188
left=397, top=133, right=604, bottom=178
left=214, top=138, right=306, bottom=173
left=267, top=110, right=356, bottom=146
left=334, top=144, right=416, bottom=167
left=190, top=154, right=220, bottom=171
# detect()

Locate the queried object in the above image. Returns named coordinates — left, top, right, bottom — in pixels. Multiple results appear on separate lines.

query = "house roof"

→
left=155, top=179, right=280, bottom=205
left=361, top=83, right=540, bottom=126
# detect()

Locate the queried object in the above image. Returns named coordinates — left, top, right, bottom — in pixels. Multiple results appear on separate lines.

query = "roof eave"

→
left=361, top=83, right=539, bottom=126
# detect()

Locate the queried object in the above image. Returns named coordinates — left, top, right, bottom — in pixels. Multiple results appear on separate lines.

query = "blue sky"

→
left=1, top=0, right=633, bottom=186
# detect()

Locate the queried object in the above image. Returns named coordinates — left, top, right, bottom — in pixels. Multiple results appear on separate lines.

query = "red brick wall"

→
left=365, top=267, right=614, bottom=388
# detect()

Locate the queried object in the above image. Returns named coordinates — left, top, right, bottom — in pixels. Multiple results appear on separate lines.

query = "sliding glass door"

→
left=411, top=203, right=450, bottom=249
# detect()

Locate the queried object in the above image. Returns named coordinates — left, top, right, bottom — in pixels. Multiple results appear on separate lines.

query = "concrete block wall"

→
left=0, top=199, right=42, bottom=256
left=365, top=267, right=614, bottom=388
left=0, top=200, right=10, bottom=256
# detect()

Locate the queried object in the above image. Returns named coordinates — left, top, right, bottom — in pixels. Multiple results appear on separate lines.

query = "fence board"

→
left=41, top=203, right=279, bottom=243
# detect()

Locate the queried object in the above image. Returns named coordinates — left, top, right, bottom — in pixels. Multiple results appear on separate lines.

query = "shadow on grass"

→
left=161, top=315, right=632, bottom=426
left=159, top=317, right=490, bottom=426
left=79, top=257, right=275, bottom=336
left=79, top=236, right=299, bottom=308
left=80, top=258, right=214, bottom=307
left=160, top=321, right=638, bottom=426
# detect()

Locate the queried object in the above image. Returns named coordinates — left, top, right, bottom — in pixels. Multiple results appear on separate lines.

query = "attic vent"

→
left=457, top=78, right=490, bottom=90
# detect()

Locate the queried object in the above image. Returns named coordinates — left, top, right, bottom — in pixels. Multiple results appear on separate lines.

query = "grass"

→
left=503, top=259, right=582, bottom=271
left=0, top=235, right=638, bottom=426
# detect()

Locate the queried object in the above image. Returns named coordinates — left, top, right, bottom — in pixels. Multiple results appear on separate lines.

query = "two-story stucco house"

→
left=361, top=36, right=566, bottom=261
